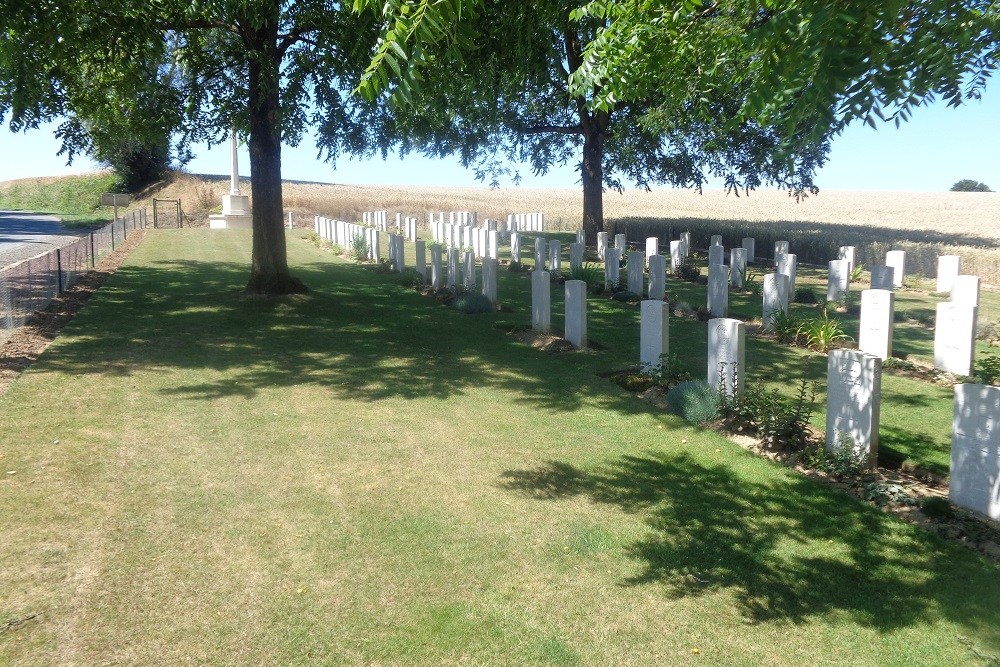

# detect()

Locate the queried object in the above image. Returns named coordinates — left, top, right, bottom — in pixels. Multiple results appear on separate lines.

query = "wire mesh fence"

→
left=0, top=209, right=148, bottom=346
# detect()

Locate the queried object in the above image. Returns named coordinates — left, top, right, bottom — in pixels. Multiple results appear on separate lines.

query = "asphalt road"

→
left=0, top=211, right=88, bottom=269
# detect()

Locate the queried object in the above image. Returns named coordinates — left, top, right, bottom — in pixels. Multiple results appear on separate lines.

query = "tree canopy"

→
left=950, top=179, right=993, bottom=191
left=1, top=0, right=385, bottom=294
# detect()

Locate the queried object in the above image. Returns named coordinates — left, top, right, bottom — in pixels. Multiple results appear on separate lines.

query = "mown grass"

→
left=0, top=173, right=118, bottom=222
left=1, top=229, right=998, bottom=665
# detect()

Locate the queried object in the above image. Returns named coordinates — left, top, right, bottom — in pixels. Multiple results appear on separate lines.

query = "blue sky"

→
left=1, top=85, right=996, bottom=192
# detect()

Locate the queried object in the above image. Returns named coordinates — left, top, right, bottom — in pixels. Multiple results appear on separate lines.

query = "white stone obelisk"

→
left=210, top=128, right=253, bottom=229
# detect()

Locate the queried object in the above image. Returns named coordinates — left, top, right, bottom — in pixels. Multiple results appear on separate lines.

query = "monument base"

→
left=222, top=194, right=251, bottom=216
left=209, top=213, right=253, bottom=229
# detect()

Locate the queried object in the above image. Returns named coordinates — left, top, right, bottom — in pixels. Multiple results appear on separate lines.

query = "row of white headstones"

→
left=315, top=213, right=998, bottom=524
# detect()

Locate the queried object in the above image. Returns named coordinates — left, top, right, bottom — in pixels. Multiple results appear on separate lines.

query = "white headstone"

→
left=827, top=259, right=849, bottom=302
left=774, top=240, right=789, bottom=259
left=532, top=270, right=551, bottom=332
left=742, top=238, right=755, bottom=264
left=549, top=240, right=562, bottom=275
left=535, top=237, right=545, bottom=270
left=762, top=273, right=790, bottom=330
left=481, top=257, right=498, bottom=306
left=430, top=244, right=443, bottom=289
left=669, top=241, right=683, bottom=273
left=596, top=232, right=608, bottom=261
left=730, top=248, right=747, bottom=288
left=463, top=251, right=476, bottom=288
left=645, top=237, right=658, bottom=264
left=838, top=245, right=857, bottom=272
left=708, top=245, right=724, bottom=267
left=934, top=302, right=977, bottom=376
left=951, top=383, right=1000, bottom=521
left=627, top=251, right=645, bottom=294
left=825, top=349, right=882, bottom=463
left=576, top=230, right=585, bottom=245
left=511, top=233, right=521, bottom=264
left=615, top=234, right=626, bottom=252
left=569, top=243, right=584, bottom=273
left=708, top=263, right=729, bottom=317
left=858, top=289, right=894, bottom=360
left=707, top=318, right=745, bottom=396
left=951, top=275, right=981, bottom=309
left=447, top=247, right=459, bottom=289
left=885, top=250, right=906, bottom=287
left=648, top=255, right=666, bottom=300
left=710, top=234, right=722, bottom=247
left=488, top=230, right=499, bottom=261
left=640, top=300, right=670, bottom=373
left=776, top=252, right=797, bottom=295
left=564, top=280, right=587, bottom=349
left=605, top=247, right=622, bottom=290
left=680, top=232, right=691, bottom=257
left=870, top=265, right=894, bottom=291
left=937, top=255, right=962, bottom=294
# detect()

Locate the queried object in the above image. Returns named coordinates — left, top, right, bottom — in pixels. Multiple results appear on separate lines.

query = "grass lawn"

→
left=1, top=229, right=998, bottom=665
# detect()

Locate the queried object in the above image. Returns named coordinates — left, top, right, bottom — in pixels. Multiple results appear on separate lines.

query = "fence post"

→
left=111, top=221, right=116, bottom=251
left=123, top=215, right=127, bottom=241
left=90, top=233, right=96, bottom=268
left=56, top=248, right=64, bottom=294
left=177, top=200, right=182, bottom=228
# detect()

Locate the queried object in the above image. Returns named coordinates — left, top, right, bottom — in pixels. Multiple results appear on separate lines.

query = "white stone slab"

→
left=951, top=383, right=1000, bottom=521
left=885, top=250, right=905, bottom=287
left=488, top=230, right=499, bottom=260
left=640, top=300, right=670, bottom=372
left=934, top=302, right=978, bottom=376
left=511, top=233, right=521, bottom=264
left=564, top=280, right=587, bottom=349
left=730, top=248, right=747, bottom=288
left=937, top=255, right=961, bottom=294
left=615, top=234, right=626, bottom=252
left=646, top=237, right=659, bottom=264
left=605, top=247, right=622, bottom=290
left=710, top=234, right=722, bottom=247
left=532, top=270, right=551, bottom=332
left=762, top=273, right=790, bottom=330
left=463, top=251, right=476, bottom=288
left=430, top=244, right=443, bottom=289
left=535, top=237, right=545, bottom=270
left=708, top=245, right=724, bottom=267
left=826, top=349, right=882, bottom=462
left=708, top=263, right=729, bottom=317
left=838, top=245, right=856, bottom=272
left=481, top=257, right=497, bottom=305
left=776, top=253, right=797, bottom=295
left=569, top=243, right=584, bottom=273
left=742, top=238, right=755, bottom=264
left=858, top=289, right=894, bottom=360
left=627, top=251, right=645, bottom=294
left=680, top=232, right=691, bottom=257
left=669, top=241, right=683, bottom=273
left=774, top=240, right=789, bottom=259
left=549, top=240, right=562, bottom=275
left=648, top=255, right=667, bottom=300
left=447, top=247, right=459, bottom=289
left=597, top=232, right=608, bottom=261
left=952, top=274, right=981, bottom=309
left=827, top=259, right=849, bottom=303
left=576, top=230, right=585, bottom=245
left=870, top=265, right=894, bottom=290
left=707, top=318, right=745, bottom=396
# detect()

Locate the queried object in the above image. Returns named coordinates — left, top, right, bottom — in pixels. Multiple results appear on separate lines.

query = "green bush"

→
left=665, top=380, right=719, bottom=425
left=673, top=259, right=701, bottom=283
left=453, top=293, right=494, bottom=314
left=350, top=233, right=370, bottom=263
left=644, top=353, right=694, bottom=388
left=769, top=310, right=801, bottom=344
left=974, top=351, right=1000, bottom=385
left=794, top=287, right=818, bottom=304
left=799, top=311, right=851, bottom=352
left=570, top=262, right=604, bottom=290
left=919, top=495, right=954, bottom=519
left=611, top=290, right=641, bottom=302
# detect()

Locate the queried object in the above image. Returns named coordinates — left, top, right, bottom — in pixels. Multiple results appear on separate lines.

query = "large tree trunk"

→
left=580, top=110, right=610, bottom=245
left=243, top=19, right=307, bottom=295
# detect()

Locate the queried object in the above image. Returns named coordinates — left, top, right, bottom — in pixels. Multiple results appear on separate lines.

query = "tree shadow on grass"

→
left=32, top=256, right=654, bottom=417
left=499, top=452, right=1000, bottom=636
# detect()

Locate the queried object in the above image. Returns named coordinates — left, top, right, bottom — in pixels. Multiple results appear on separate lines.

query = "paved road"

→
left=0, top=211, right=88, bottom=269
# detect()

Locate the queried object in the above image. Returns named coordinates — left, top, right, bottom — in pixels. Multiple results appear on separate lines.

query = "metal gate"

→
left=153, top=199, right=183, bottom=228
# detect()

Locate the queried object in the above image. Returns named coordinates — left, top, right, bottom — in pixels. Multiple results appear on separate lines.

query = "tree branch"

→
left=521, top=124, right=583, bottom=135
left=278, top=26, right=318, bottom=54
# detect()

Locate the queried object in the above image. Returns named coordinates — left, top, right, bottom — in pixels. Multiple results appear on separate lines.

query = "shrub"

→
left=849, top=263, right=865, bottom=283
left=644, top=353, right=693, bottom=388
left=769, top=310, right=801, bottom=344
left=794, top=287, right=818, bottom=304
left=673, top=259, right=702, bottom=282
left=716, top=374, right=817, bottom=450
left=611, top=290, right=641, bottom=302
left=673, top=301, right=696, bottom=318
left=919, top=495, right=954, bottom=519
left=570, top=262, right=604, bottom=290
left=350, top=233, right=370, bottom=262
left=398, top=268, right=424, bottom=287
left=453, top=293, right=494, bottom=314
left=742, top=269, right=763, bottom=296
left=665, top=380, right=719, bottom=425
left=974, top=351, right=1000, bottom=385
left=799, top=311, right=851, bottom=352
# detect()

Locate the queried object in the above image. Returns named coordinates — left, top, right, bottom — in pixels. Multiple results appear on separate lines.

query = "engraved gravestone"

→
left=825, top=349, right=881, bottom=464
left=648, top=255, right=667, bottom=300
left=628, top=251, right=645, bottom=294
left=640, top=300, right=670, bottom=372
left=858, top=289, right=894, bottom=360
left=886, top=250, right=906, bottom=287
left=707, top=318, right=745, bottom=396
left=934, top=302, right=978, bottom=376
left=937, top=255, right=961, bottom=294
left=564, top=280, right=587, bottom=349
left=951, top=384, right=1000, bottom=521
left=532, top=271, right=551, bottom=333
left=707, top=263, right=728, bottom=317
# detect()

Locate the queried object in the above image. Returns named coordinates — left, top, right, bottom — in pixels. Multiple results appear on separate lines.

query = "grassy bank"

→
left=1, top=228, right=997, bottom=665
left=0, top=172, right=118, bottom=225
